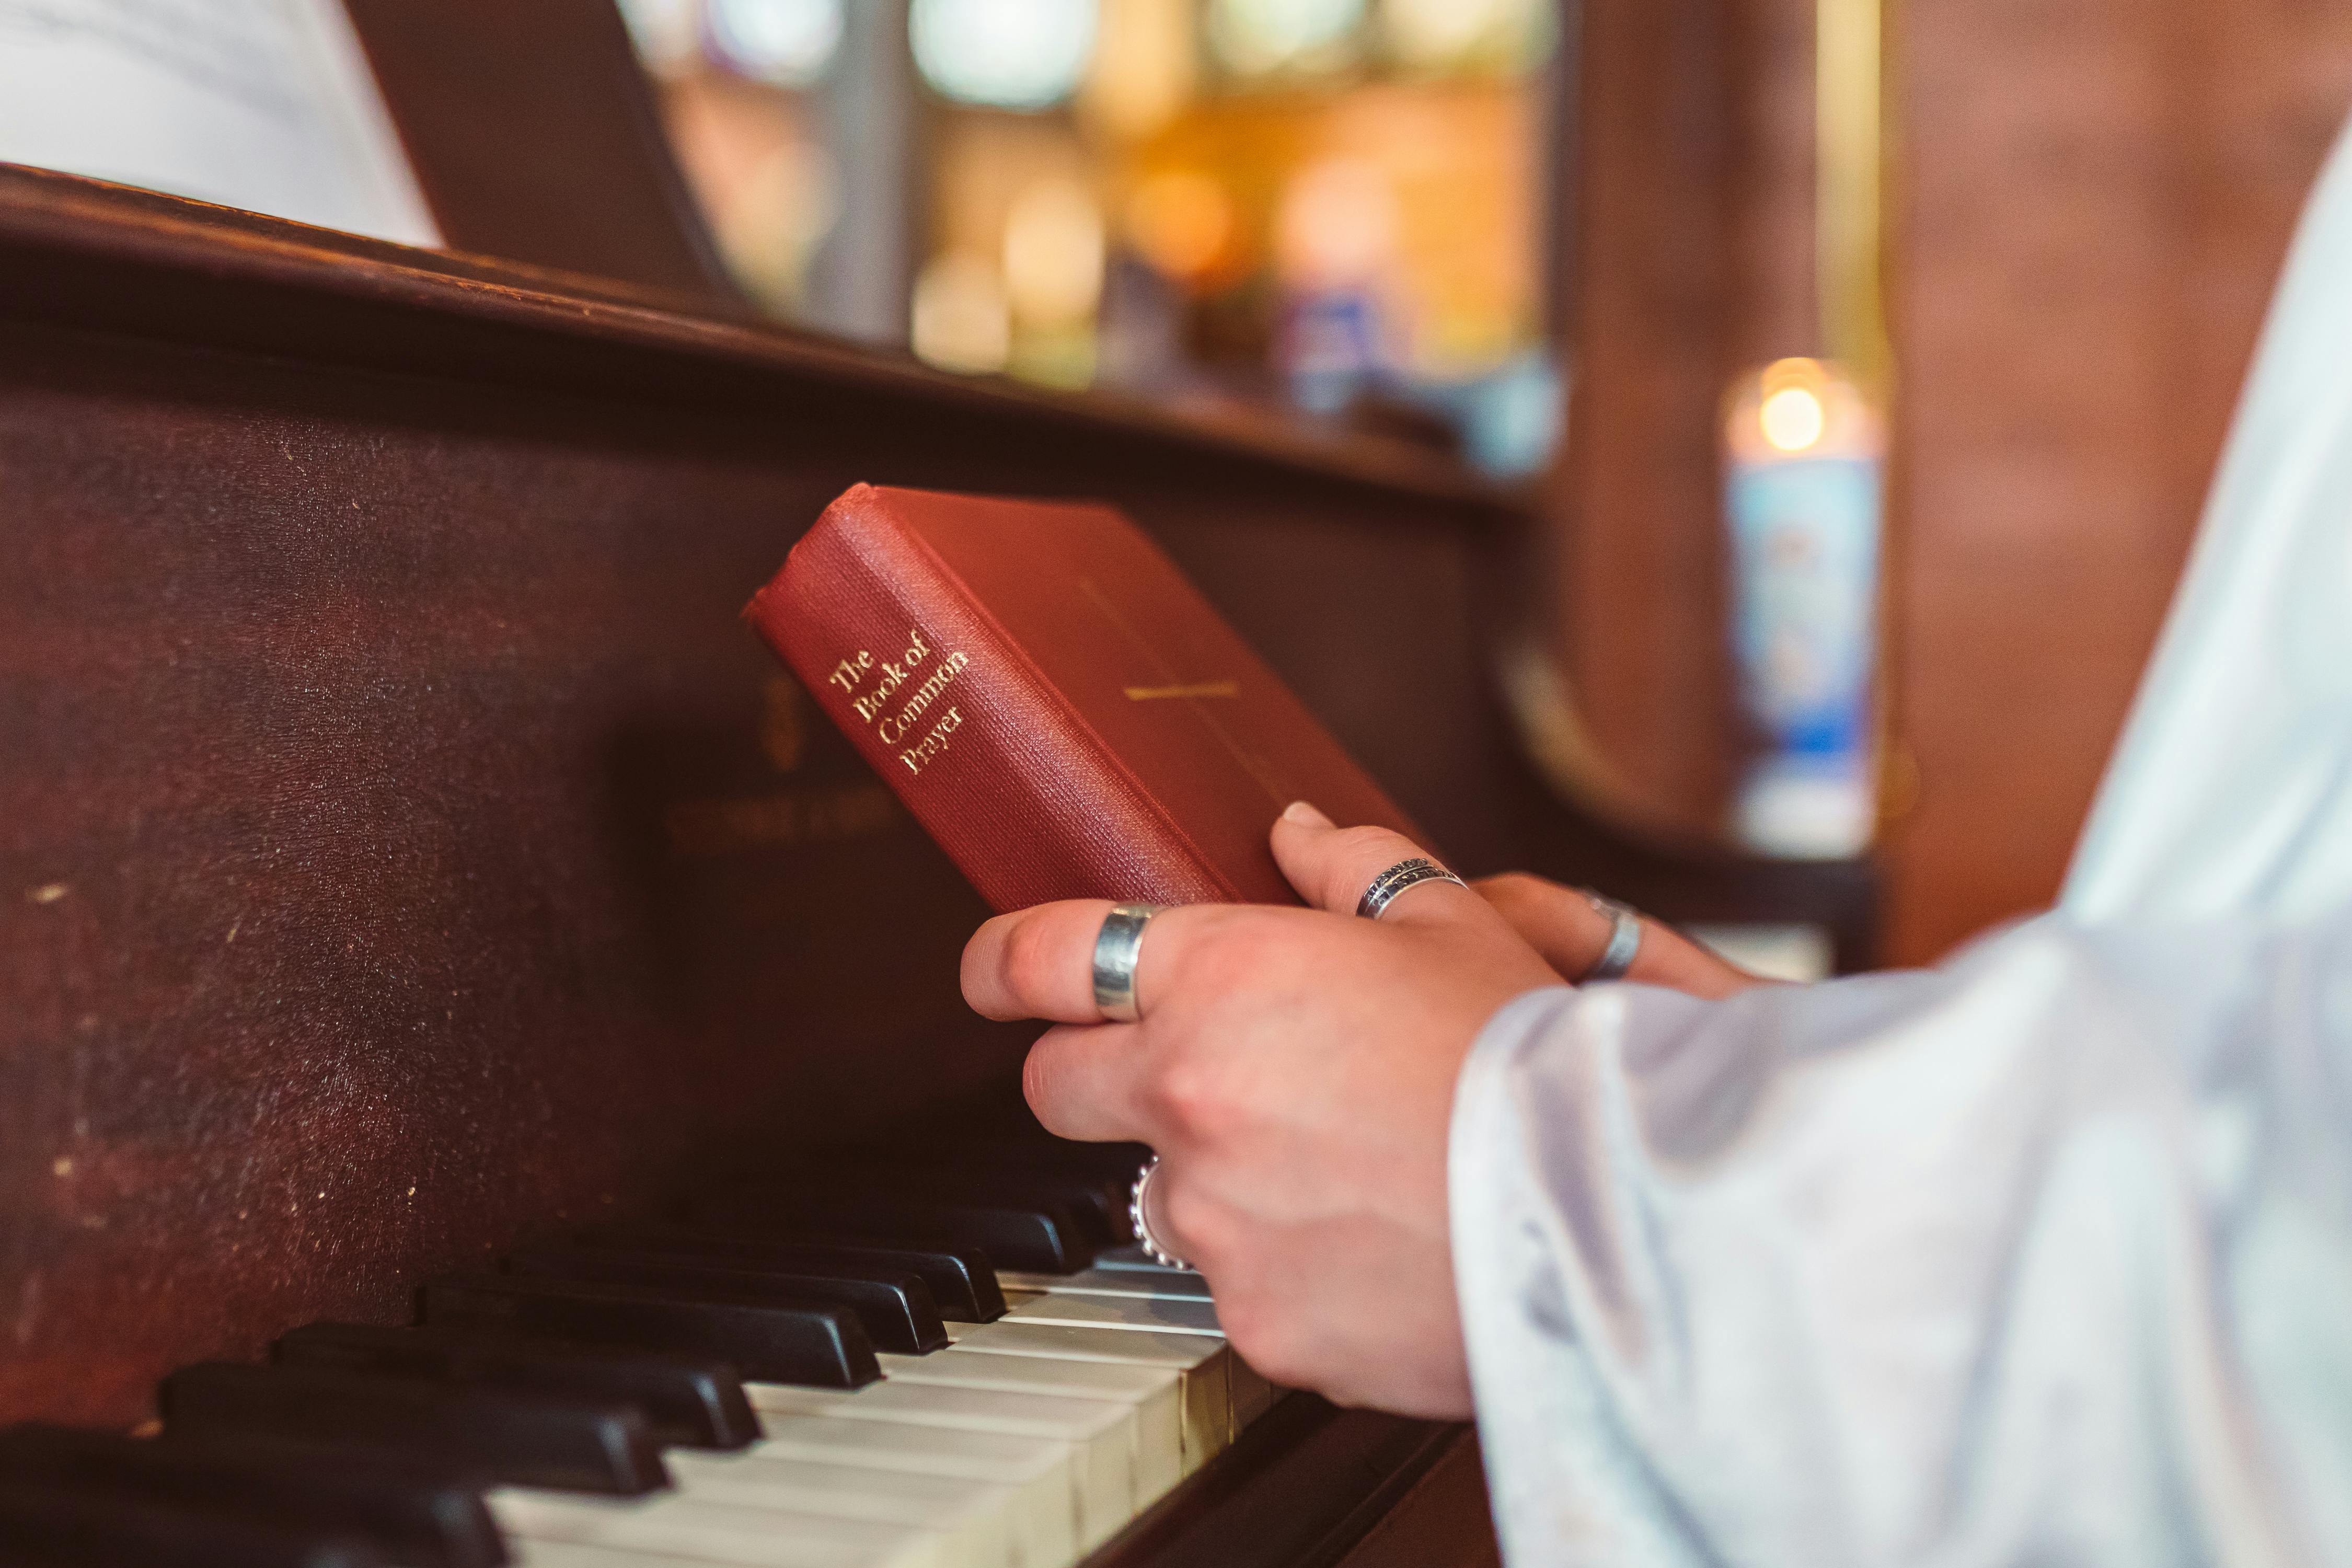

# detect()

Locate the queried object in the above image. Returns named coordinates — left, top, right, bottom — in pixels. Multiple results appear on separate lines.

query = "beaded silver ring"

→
left=1128, top=1156, right=1190, bottom=1270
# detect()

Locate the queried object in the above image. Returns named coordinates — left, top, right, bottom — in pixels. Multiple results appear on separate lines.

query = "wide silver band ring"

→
left=1128, top=1156, right=1190, bottom=1269
left=1579, top=890, right=1643, bottom=982
left=1091, top=903, right=1166, bottom=1023
left=1355, top=856, right=1467, bottom=920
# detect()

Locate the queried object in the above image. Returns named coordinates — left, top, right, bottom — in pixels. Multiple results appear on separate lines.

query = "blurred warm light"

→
left=1010, top=324, right=1100, bottom=388
left=1376, top=0, right=1549, bottom=71
left=1760, top=355, right=1828, bottom=395
left=1727, top=359, right=1880, bottom=464
left=662, top=75, right=839, bottom=312
left=1378, top=0, right=1483, bottom=66
left=913, top=252, right=1014, bottom=372
left=1082, top=0, right=1198, bottom=140
left=706, top=0, right=844, bottom=86
left=618, top=0, right=705, bottom=75
left=637, top=0, right=1557, bottom=462
left=1276, top=157, right=1397, bottom=290
left=1003, top=176, right=1106, bottom=327
left=1125, top=170, right=1233, bottom=281
left=1761, top=385, right=1826, bottom=452
left=710, top=138, right=839, bottom=308
left=1208, top=0, right=1366, bottom=75
left=912, top=0, right=1098, bottom=109
left=1723, top=355, right=1885, bottom=860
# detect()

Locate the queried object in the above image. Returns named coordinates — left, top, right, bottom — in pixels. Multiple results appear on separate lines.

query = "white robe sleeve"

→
left=1451, top=907, right=2352, bottom=1567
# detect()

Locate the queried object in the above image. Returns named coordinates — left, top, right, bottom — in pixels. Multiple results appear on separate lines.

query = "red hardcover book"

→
left=744, top=483, right=1423, bottom=911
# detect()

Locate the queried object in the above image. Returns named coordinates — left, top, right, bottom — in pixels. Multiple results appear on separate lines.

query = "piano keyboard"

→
left=0, top=1148, right=1282, bottom=1568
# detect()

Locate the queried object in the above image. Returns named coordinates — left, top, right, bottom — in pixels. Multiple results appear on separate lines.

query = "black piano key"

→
left=0, top=1423, right=502, bottom=1568
left=875, top=1164, right=1132, bottom=1244
left=158, top=1362, right=669, bottom=1496
left=422, top=1271, right=881, bottom=1388
left=273, top=1322, right=758, bottom=1450
left=508, top=1247, right=950, bottom=1355
left=690, top=1185, right=1083, bottom=1273
left=582, top=1226, right=1008, bottom=1322
left=0, top=1478, right=387, bottom=1568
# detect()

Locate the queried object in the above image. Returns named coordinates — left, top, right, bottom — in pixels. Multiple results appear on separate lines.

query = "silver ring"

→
left=1128, top=1156, right=1190, bottom=1269
left=1579, top=891, right=1642, bottom=982
left=1091, top=903, right=1165, bottom=1023
left=1354, top=856, right=1467, bottom=920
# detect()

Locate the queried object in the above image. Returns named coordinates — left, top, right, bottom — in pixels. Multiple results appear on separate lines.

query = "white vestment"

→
left=1451, top=119, right=2352, bottom=1566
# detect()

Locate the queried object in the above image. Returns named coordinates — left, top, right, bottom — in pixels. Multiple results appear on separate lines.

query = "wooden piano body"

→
left=0, top=9, right=1873, bottom=1561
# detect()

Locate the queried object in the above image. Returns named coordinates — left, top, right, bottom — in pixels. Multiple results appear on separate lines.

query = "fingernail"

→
left=1282, top=800, right=1333, bottom=827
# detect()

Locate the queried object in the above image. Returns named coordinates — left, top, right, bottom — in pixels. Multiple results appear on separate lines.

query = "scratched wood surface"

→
left=0, top=166, right=1870, bottom=1424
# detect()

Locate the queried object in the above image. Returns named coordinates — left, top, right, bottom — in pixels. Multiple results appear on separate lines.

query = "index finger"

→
left=962, top=899, right=1202, bottom=1024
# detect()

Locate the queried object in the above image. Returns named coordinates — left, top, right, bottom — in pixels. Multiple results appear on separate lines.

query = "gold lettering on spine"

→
left=827, top=650, right=873, bottom=695
left=826, top=627, right=972, bottom=776
left=897, top=705, right=964, bottom=774
left=880, top=649, right=971, bottom=742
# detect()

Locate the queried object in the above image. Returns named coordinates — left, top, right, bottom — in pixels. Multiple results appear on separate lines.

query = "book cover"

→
left=744, top=483, right=1423, bottom=912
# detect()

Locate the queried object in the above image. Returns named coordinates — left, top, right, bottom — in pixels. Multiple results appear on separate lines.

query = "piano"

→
left=0, top=5, right=1874, bottom=1565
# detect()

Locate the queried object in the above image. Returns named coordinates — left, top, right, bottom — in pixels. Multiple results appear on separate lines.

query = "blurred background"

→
left=20, top=0, right=2352, bottom=967
left=615, top=0, right=1565, bottom=480
left=604, top=0, right=2352, bottom=966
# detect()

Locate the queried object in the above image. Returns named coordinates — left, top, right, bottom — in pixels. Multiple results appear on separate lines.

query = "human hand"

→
left=1474, top=871, right=1769, bottom=1000
left=960, top=802, right=1559, bottom=1418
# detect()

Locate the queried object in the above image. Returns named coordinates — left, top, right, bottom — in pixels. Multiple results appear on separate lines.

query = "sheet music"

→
left=0, top=0, right=440, bottom=246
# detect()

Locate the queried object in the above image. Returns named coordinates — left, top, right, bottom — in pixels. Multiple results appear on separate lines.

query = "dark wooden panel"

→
left=1085, top=1396, right=1486, bottom=1568
left=1331, top=1434, right=1501, bottom=1568
left=0, top=168, right=1872, bottom=1424
left=0, top=171, right=1475, bottom=1426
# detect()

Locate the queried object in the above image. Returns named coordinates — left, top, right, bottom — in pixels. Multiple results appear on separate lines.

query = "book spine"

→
left=747, top=496, right=1233, bottom=912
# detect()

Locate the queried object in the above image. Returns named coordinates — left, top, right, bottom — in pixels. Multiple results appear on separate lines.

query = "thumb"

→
left=1269, top=801, right=1484, bottom=926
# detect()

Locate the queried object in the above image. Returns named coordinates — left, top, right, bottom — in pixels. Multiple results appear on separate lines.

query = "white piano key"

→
left=995, top=1269, right=1213, bottom=1302
left=1000, top=1292, right=1222, bottom=1338
left=491, top=1489, right=944, bottom=1568
left=1088, top=1246, right=1206, bottom=1281
left=747, top=1381, right=1135, bottom=1550
left=512, top=1539, right=750, bottom=1568
left=997, top=1282, right=1280, bottom=1425
left=749, top=1411, right=1078, bottom=1568
left=663, top=1454, right=1018, bottom=1568
left=876, top=1350, right=1187, bottom=1490
left=949, top=1320, right=1233, bottom=1461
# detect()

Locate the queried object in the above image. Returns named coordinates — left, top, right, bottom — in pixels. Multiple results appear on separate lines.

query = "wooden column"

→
left=1545, top=0, right=1819, bottom=838
left=1883, top=0, right=2352, bottom=961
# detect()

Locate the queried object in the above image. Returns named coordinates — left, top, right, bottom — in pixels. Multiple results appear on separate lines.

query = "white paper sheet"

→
left=0, top=0, right=441, bottom=246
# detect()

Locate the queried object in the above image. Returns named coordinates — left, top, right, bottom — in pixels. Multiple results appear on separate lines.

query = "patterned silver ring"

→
left=1354, top=856, right=1467, bottom=920
left=1128, top=1156, right=1190, bottom=1269
left=1579, top=890, right=1643, bottom=982
left=1091, top=903, right=1165, bottom=1023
